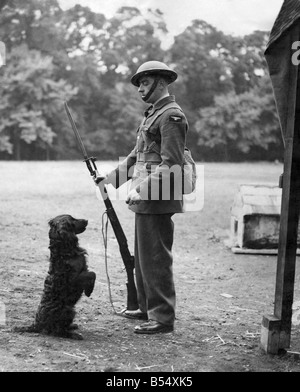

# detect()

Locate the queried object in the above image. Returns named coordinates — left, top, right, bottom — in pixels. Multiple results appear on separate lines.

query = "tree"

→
left=0, top=1, right=280, bottom=161
left=226, top=31, right=270, bottom=94
left=195, top=76, right=282, bottom=161
left=91, top=7, right=168, bottom=86
left=0, top=44, right=77, bottom=159
left=0, top=0, right=9, bottom=11
left=170, top=20, right=234, bottom=111
left=104, top=82, right=146, bottom=156
left=0, top=0, right=63, bottom=51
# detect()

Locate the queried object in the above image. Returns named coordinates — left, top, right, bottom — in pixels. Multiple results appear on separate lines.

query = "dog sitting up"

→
left=14, top=214, right=96, bottom=340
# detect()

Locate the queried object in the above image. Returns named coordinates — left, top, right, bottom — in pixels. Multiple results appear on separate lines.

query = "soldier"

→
left=98, top=61, right=189, bottom=334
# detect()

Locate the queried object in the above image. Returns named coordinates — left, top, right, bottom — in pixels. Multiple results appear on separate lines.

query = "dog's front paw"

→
left=69, top=331, right=84, bottom=340
left=84, top=272, right=96, bottom=297
left=60, top=330, right=83, bottom=340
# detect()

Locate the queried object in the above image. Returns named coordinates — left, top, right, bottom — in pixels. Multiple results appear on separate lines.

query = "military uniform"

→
left=107, top=94, right=188, bottom=327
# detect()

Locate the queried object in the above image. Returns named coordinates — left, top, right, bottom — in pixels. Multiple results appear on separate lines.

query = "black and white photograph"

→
left=1, top=0, right=300, bottom=374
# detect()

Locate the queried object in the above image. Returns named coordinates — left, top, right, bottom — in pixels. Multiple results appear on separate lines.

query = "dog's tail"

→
left=12, top=324, right=39, bottom=333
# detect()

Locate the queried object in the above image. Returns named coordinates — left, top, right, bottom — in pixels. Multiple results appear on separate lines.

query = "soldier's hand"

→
left=94, top=175, right=108, bottom=185
left=126, top=189, right=142, bottom=205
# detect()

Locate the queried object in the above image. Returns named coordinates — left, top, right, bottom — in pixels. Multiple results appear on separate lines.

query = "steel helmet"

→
left=131, top=61, right=178, bottom=87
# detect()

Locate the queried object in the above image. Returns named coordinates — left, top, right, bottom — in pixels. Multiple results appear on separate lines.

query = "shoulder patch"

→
left=169, top=115, right=183, bottom=123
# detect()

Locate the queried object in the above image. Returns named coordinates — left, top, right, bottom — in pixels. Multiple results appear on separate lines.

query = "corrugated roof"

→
left=266, top=0, right=300, bottom=50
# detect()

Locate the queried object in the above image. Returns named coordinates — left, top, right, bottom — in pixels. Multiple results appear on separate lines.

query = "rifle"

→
left=64, top=101, right=138, bottom=311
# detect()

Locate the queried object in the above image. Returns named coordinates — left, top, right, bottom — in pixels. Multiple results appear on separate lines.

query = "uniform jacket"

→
left=107, top=95, right=188, bottom=214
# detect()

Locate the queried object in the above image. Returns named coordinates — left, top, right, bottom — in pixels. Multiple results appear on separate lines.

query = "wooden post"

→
left=261, top=25, right=300, bottom=354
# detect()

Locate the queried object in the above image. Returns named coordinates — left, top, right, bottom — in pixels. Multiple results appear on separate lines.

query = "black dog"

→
left=14, top=215, right=96, bottom=340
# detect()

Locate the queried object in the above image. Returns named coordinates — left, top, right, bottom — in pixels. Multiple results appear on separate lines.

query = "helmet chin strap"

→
left=142, top=76, right=159, bottom=102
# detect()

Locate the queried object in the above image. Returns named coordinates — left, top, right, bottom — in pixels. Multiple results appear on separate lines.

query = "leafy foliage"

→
left=195, top=77, right=282, bottom=161
left=0, top=0, right=281, bottom=161
left=0, top=44, right=77, bottom=159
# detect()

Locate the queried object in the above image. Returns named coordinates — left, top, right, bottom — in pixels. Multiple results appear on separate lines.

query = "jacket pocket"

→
left=142, top=124, right=161, bottom=153
left=147, top=124, right=161, bottom=143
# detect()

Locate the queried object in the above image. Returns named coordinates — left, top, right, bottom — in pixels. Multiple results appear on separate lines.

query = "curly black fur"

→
left=14, top=214, right=96, bottom=340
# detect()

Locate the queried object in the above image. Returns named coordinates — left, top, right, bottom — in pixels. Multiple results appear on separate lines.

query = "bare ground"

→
left=1, top=161, right=300, bottom=373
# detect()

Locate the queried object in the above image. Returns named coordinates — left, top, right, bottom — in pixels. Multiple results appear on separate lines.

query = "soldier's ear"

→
left=157, top=79, right=166, bottom=90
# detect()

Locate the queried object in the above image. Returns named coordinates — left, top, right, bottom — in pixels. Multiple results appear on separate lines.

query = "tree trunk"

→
left=223, top=142, right=230, bottom=162
left=14, top=138, right=20, bottom=160
left=12, top=129, right=21, bottom=160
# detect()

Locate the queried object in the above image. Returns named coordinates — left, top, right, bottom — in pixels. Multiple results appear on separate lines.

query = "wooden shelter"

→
left=230, top=183, right=283, bottom=251
left=260, top=0, right=300, bottom=354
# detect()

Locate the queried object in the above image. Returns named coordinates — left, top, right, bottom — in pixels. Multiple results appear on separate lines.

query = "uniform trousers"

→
left=134, top=213, right=175, bottom=326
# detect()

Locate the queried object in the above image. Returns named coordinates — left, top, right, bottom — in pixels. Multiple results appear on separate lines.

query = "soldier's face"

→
left=138, top=76, right=160, bottom=103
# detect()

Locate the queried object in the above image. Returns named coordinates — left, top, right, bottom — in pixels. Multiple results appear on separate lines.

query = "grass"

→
left=0, top=159, right=284, bottom=268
